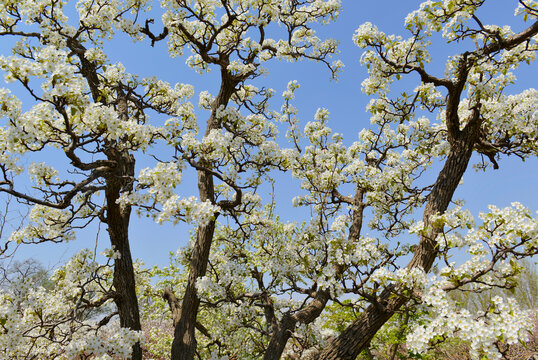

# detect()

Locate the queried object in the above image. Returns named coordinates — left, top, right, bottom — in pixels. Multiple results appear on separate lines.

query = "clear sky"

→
left=3, top=0, right=537, bottom=270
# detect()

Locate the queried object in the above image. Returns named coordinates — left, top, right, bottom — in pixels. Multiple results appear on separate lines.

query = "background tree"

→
left=450, top=259, right=538, bottom=312
left=0, top=0, right=192, bottom=358
left=0, top=249, right=146, bottom=359
left=0, top=257, right=53, bottom=291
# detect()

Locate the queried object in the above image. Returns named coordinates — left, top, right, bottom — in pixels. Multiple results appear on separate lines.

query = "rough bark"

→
left=104, top=147, right=142, bottom=360
left=170, top=210, right=216, bottom=360
left=264, top=312, right=299, bottom=360
left=0, top=38, right=145, bottom=360
left=102, top=91, right=142, bottom=360
left=69, top=43, right=143, bottom=357
left=264, top=291, right=331, bottom=360
left=170, top=68, right=239, bottom=360
left=163, top=287, right=182, bottom=326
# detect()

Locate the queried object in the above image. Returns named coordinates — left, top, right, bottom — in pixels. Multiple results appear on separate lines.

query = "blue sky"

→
left=3, top=0, right=537, bottom=269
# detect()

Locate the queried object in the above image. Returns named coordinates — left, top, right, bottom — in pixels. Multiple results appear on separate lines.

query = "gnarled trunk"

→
left=171, top=69, right=238, bottom=360
left=105, top=147, right=142, bottom=360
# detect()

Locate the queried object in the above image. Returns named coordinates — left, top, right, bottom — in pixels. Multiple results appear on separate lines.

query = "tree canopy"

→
left=0, top=1, right=538, bottom=359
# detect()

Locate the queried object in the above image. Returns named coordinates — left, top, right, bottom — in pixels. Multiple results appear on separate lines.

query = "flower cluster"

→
left=407, top=290, right=532, bottom=359
left=0, top=250, right=141, bottom=359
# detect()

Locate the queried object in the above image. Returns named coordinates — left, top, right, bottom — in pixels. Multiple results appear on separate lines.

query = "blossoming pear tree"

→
left=0, top=0, right=189, bottom=358
left=134, top=1, right=342, bottom=359
left=1, top=0, right=538, bottom=360
left=313, top=1, right=538, bottom=358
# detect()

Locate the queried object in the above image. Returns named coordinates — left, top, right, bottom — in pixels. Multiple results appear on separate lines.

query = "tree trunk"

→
left=263, top=290, right=331, bottom=360
left=105, top=148, right=142, bottom=360
left=171, top=68, right=238, bottom=360
left=170, top=177, right=216, bottom=359
left=264, top=313, right=298, bottom=360
left=317, top=292, right=407, bottom=360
